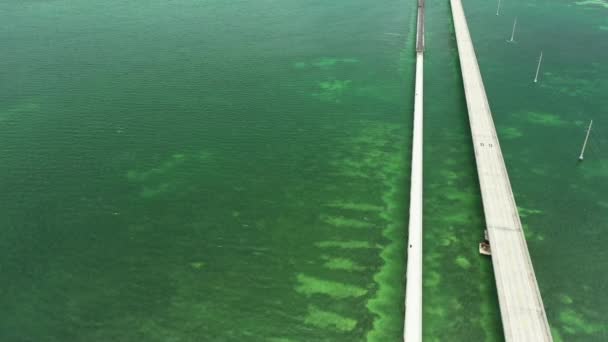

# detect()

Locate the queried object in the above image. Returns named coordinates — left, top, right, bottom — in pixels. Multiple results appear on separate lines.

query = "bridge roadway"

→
left=403, top=0, right=424, bottom=341
left=449, top=0, right=553, bottom=340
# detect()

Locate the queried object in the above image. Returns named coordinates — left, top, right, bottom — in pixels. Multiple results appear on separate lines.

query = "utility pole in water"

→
left=534, top=51, right=543, bottom=83
left=507, top=17, right=517, bottom=43
left=579, top=120, right=593, bottom=161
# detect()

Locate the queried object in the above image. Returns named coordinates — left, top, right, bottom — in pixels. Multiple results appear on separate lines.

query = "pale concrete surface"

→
left=404, top=52, right=423, bottom=342
left=404, top=2, right=424, bottom=340
left=449, top=0, right=552, bottom=341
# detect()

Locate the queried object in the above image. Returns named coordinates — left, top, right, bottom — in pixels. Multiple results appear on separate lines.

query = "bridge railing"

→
left=416, top=0, right=425, bottom=52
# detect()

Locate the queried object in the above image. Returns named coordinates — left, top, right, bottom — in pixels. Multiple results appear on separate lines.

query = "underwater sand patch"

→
left=517, top=206, right=543, bottom=218
left=325, top=201, right=384, bottom=212
left=293, top=57, right=359, bottom=70
left=140, top=182, right=176, bottom=198
left=522, top=224, right=545, bottom=242
left=328, top=169, right=372, bottom=180
left=295, top=274, right=367, bottom=299
left=322, top=256, right=365, bottom=272
left=312, top=79, right=352, bottom=103
left=304, top=305, right=357, bottom=332
left=454, top=255, right=471, bottom=270
left=540, top=73, right=597, bottom=98
left=499, top=127, right=524, bottom=139
left=127, top=153, right=189, bottom=182
left=189, top=261, right=205, bottom=270
left=321, top=119, right=407, bottom=341
left=315, top=240, right=374, bottom=249
left=558, top=294, right=574, bottom=305
left=514, top=111, right=567, bottom=127
left=354, top=85, right=400, bottom=104
left=574, top=0, right=608, bottom=8
left=551, top=327, right=565, bottom=342
left=424, top=271, right=441, bottom=288
left=126, top=150, right=213, bottom=198
left=320, top=215, right=373, bottom=229
left=558, top=309, right=604, bottom=335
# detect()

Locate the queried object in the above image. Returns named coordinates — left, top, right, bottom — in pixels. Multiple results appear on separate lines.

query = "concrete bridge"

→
left=449, top=0, right=552, bottom=340
left=404, top=0, right=424, bottom=340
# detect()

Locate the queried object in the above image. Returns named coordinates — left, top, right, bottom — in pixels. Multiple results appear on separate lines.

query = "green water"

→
left=420, top=0, right=608, bottom=340
left=1, top=0, right=606, bottom=341
left=463, top=0, right=608, bottom=340
left=422, top=0, right=608, bottom=340
left=422, top=0, right=502, bottom=340
left=1, top=0, right=413, bottom=340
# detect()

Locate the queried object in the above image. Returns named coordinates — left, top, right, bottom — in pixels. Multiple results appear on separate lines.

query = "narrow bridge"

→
left=404, top=0, right=424, bottom=340
left=449, top=0, right=552, bottom=340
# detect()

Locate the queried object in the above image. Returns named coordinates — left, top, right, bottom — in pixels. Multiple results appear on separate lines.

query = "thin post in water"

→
left=579, top=120, right=593, bottom=161
left=534, top=51, right=543, bottom=83
left=507, top=17, right=517, bottom=43
left=496, top=0, right=501, bottom=16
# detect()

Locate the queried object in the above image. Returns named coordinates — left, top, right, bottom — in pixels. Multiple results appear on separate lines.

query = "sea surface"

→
left=0, top=0, right=606, bottom=341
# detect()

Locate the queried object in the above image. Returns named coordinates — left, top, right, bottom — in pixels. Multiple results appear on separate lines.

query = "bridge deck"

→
left=449, top=0, right=552, bottom=341
left=404, top=1, right=424, bottom=340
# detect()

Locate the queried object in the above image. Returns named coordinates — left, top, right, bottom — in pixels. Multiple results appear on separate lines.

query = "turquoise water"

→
left=1, top=0, right=606, bottom=340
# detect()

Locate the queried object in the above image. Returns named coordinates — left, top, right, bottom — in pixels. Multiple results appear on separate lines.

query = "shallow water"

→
left=1, top=0, right=606, bottom=341
left=432, top=0, right=608, bottom=340
left=421, top=0, right=503, bottom=340
left=466, top=1, right=608, bottom=341
left=1, top=0, right=414, bottom=341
